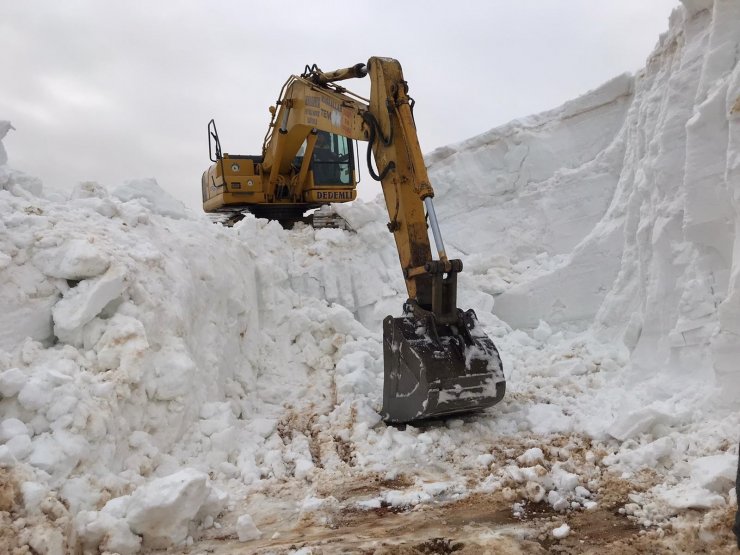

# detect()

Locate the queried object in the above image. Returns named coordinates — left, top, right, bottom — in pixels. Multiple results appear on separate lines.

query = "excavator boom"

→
left=359, top=57, right=504, bottom=422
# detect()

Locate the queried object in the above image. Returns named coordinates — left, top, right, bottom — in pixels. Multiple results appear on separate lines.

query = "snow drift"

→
left=0, top=0, right=739, bottom=552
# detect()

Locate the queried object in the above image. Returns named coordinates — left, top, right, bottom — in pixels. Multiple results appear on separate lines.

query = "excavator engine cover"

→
left=382, top=308, right=505, bottom=423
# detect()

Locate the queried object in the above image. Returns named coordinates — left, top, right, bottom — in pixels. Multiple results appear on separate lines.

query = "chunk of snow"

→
left=608, top=407, right=678, bottom=441
left=551, top=466, right=580, bottom=492
left=517, top=448, right=544, bottom=465
left=547, top=490, right=570, bottom=512
left=659, top=483, right=726, bottom=510
left=689, top=454, right=738, bottom=493
left=76, top=510, right=141, bottom=555
left=236, top=513, right=262, bottom=542
left=112, top=178, right=189, bottom=219
left=294, top=458, right=315, bottom=480
left=603, top=437, right=674, bottom=469
left=526, top=404, right=572, bottom=434
left=552, top=523, right=571, bottom=539
left=0, top=446, right=16, bottom=467
left=0, top=120, right=14, bottom=165
left=32, top=238, right=110, bottom=280
left=0, top=368, right=27, bottom=397
left=21, top=481, right=48, bottom=513
left=6, top=434, right=31, bottom=460
left=0, top=418, right=28, bottom=442
left=476, top=453, right=495, bottom=467
left=525, top=481, right=546, bottom=503
left=52, top=267, right=126, bottom=345
left=125, top=468, right=224, bottom=548
left=532, top=320, right=553, bottom=341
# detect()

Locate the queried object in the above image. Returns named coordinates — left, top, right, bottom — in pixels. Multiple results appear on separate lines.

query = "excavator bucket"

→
left=382, top=309, right=505, bottom=423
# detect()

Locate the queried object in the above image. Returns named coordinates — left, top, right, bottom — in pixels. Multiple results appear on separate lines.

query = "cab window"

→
left=312, top=131, right=353, bottom=186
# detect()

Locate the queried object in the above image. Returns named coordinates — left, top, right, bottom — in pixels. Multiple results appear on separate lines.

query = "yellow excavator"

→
left=202, top=57, right=505, bottom=423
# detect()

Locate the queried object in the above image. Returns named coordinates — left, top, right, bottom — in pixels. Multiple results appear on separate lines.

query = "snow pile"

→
left=0, top=0, right=739, bottom=551
left=0, top=150, right=395, bottom=550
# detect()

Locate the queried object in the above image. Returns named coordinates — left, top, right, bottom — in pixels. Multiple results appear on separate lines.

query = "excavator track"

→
left=208, top=205, right=352, bottom=230
left=307, top=206, right=353, bottom=230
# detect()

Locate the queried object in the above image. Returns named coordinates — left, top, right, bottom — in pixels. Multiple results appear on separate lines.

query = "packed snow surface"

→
left=1, top=1, right=739, bottom=552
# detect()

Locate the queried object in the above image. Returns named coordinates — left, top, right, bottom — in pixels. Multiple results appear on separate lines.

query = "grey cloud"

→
left=0, top=0, right=678, bottom=210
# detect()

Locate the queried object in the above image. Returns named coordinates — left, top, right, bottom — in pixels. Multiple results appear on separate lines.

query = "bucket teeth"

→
left=381, top=310, right=505, bottom=423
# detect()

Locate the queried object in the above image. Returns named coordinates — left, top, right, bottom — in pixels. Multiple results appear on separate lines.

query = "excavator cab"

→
left=293, top=131, right=355, bottom=187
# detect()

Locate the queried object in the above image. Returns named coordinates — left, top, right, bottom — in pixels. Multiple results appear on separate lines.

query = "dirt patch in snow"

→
left=596, top=470, right=662, bottom=510
left=315, top=472, right=416, bottom=503
left=0, top=513, right=21, bottom=555
left=0, top=469, right=20, bottom=513
left=0, top=470, right=21, bottom=554
left=188, top=486, right=726, bottom=554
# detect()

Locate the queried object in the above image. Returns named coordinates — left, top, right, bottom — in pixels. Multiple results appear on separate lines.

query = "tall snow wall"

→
left=426, top=0, right=740, bottom=399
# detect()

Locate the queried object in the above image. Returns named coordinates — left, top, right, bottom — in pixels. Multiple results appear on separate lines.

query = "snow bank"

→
left=0, top=152, right=388, bottom=550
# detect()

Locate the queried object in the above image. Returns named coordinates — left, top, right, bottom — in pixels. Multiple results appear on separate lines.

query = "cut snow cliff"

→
left=425, top=0, right=740, bottom=401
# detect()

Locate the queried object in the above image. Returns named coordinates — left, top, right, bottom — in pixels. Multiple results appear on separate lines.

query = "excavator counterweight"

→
left=201, top=57, right=506, bottom=423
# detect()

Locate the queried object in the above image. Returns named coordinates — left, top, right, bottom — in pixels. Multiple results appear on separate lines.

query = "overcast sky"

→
left=1, top=1, right=678, bottom=210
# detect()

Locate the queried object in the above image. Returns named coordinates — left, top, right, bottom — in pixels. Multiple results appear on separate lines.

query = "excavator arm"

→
left=304, top=58, right=505, bottom=422
left=290, top=58, right=454, bottom=307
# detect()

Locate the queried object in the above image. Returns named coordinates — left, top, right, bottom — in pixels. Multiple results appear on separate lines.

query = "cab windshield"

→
left=311, top=131, right=353, bottom=186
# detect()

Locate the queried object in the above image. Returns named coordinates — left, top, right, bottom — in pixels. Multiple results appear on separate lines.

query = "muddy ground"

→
left=0, top=459, right=737, bottom=554
left=185, top=472, right=738, bottom=555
